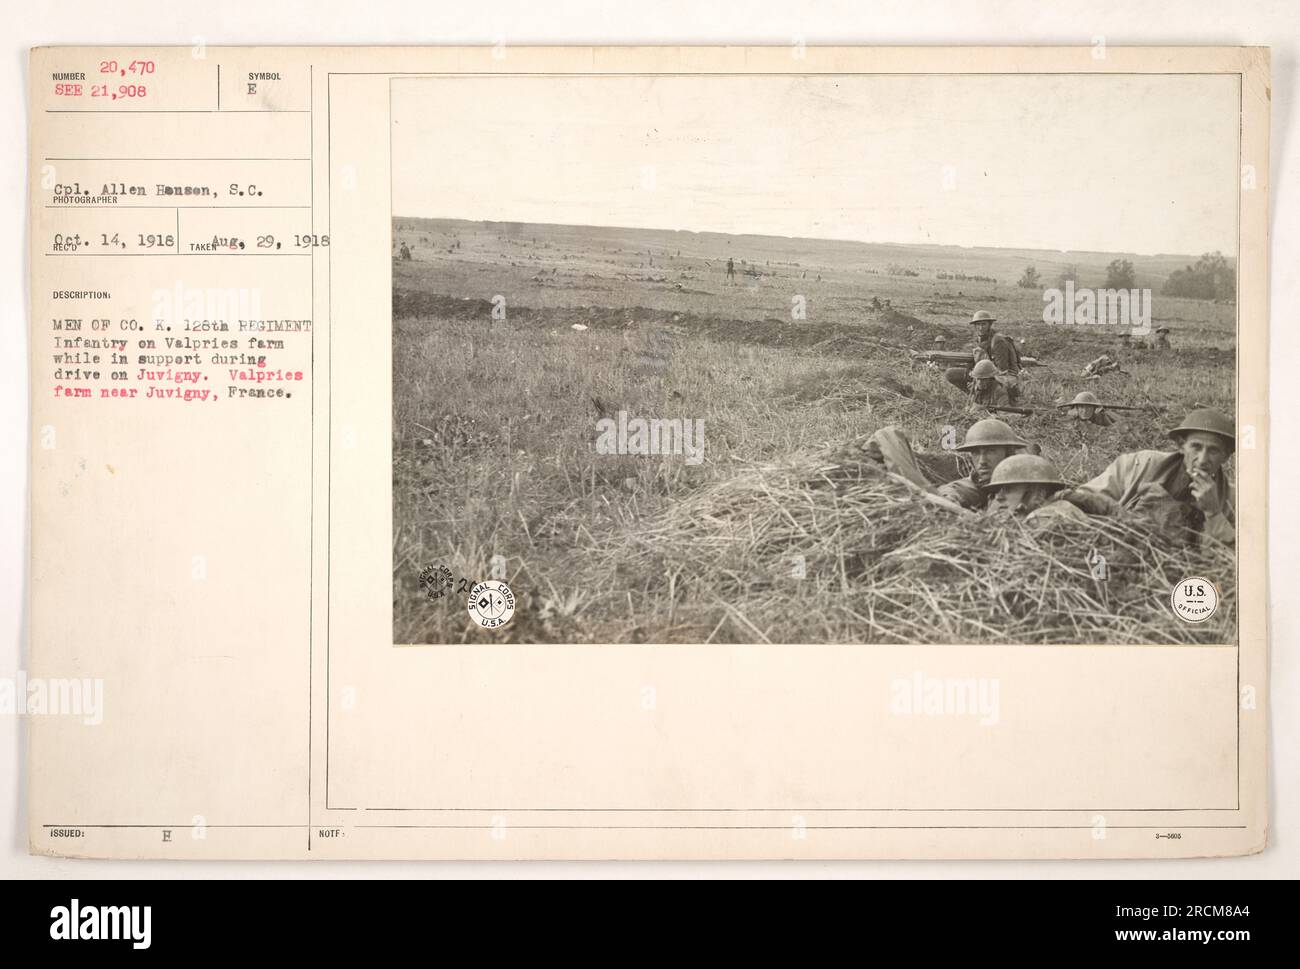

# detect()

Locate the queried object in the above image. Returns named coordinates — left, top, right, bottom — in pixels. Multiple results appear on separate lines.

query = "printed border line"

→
left=42, top=824, right=303, bottom=829
left=315, top=67, right=1247, bottom=827
left=43, top=205, right=311, bottom=209
left=42, top=822, right=1247, bottom=831
left=356, top=805, right=1242, bottom=813
left=43, top=108, right=309, bottom=113
left=353, top=824, right=1249, bottom=831
left=1235, top=70, right=1243, bottom=812
left=43, top=157, right=311, bottom=161
left=308, top=61, right=315, bottom=853
left=325, top=70, right=333, bottom=813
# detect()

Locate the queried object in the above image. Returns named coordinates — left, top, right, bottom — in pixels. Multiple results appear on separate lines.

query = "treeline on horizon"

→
left=1015, top=252, right=1235, bottom=302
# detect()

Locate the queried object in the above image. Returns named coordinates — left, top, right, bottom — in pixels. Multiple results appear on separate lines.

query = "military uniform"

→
left=1065, top=406, right=1116, bottom=427
left=1026, top=499, right=1090, bottom=525
left=1077, top=449, right=1234, bottom=543
left=936, top=475, right=987, bottom=510
left=945, top=312, right=1022, bottom=402
left=1058, top=392, right=1119, bottom=427
left=983, top=454, right=1072, bottom=519
left=974, top=331, right=1022, bottom=375
left=864, top=423, right=1025, bottom=512
left=971, top=378, right=1012, bottom=407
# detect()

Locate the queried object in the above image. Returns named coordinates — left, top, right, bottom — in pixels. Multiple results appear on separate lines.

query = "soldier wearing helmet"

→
left=861, top=418, right=1028, bottom=511
left=935, top=418, right=1029, bottom=509
left=1056, top=391, right=1116, bottom=427
left=944, top=310, right=1022, bottom=403
left=1153, top=326, right=1171, bottom=350
left=967, top=358, right=1011, bottom=407
left=983, top=454, right=1088, bottom=523
left=1062, top=407, right=1235, bottom=543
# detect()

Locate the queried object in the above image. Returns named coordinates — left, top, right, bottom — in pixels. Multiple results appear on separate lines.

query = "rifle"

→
left=911, top=350, right=1043, bottom=368
left=817, top=463, right=972, bottom=515
left=1054, top=401, right=1146, bottom=412
left=985, top=405, right=1035, bottom=416
left=879, top=470, right=973, bottom=515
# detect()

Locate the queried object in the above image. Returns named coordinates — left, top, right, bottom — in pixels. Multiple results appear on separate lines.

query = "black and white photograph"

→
left=391, top=72, right=1240, bottom=645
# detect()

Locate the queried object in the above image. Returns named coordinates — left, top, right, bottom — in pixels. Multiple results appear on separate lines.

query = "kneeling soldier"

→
left=944, top=310, right=1022, bottom=403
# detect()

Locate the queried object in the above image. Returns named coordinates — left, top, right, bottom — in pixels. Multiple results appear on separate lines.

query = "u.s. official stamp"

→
left=1171, top=577, right=1219, bottom=623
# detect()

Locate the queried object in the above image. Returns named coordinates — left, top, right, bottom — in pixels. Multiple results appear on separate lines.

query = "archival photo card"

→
left=26, top=45, right=1268, bottom=860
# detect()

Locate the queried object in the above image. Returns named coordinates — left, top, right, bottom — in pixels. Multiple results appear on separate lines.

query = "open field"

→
left=392, top=217, right=1236, bottom=645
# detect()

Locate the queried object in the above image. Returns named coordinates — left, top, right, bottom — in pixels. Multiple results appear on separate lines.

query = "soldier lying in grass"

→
left=982, top=454, right=1088, bottom=525
left=863, top=418, right=1027, bottom=512
left=1056, top=408, right=1235, bottom=544
left=1057, top=391, right=1117, bottom=428
left=1081, top=354, right=1121, bottom=378
left=862, top=409, right=1234, bottom=544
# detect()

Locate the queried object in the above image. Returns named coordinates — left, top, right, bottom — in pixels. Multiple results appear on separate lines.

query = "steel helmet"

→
left=968, top=310, right=997, bottom=325
left=985, top=454, right=1067, bottom=490
left=1168, top=408, right=1234, bottom=448
left=933, top=334, right=946, bottom=344
left=1057, top=391, right=1101, bottom=408
left=970, top=359, right=998, bottom=379
left=956, top=418, right=1027, bottom=452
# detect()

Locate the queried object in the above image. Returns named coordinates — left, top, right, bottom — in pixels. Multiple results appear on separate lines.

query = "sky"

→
left=392, top=73, right=1239, bottom=257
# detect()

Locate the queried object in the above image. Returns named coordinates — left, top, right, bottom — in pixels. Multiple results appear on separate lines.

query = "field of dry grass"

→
left=392, top=218, right=1236, bottom=645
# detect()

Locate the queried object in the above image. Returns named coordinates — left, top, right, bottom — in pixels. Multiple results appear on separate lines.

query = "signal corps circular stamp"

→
left=418, top=564, right=454, bottom=600
left=468, top=580, right=516, bottom=629
left=1171, top=577, right=1219, bottom=623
